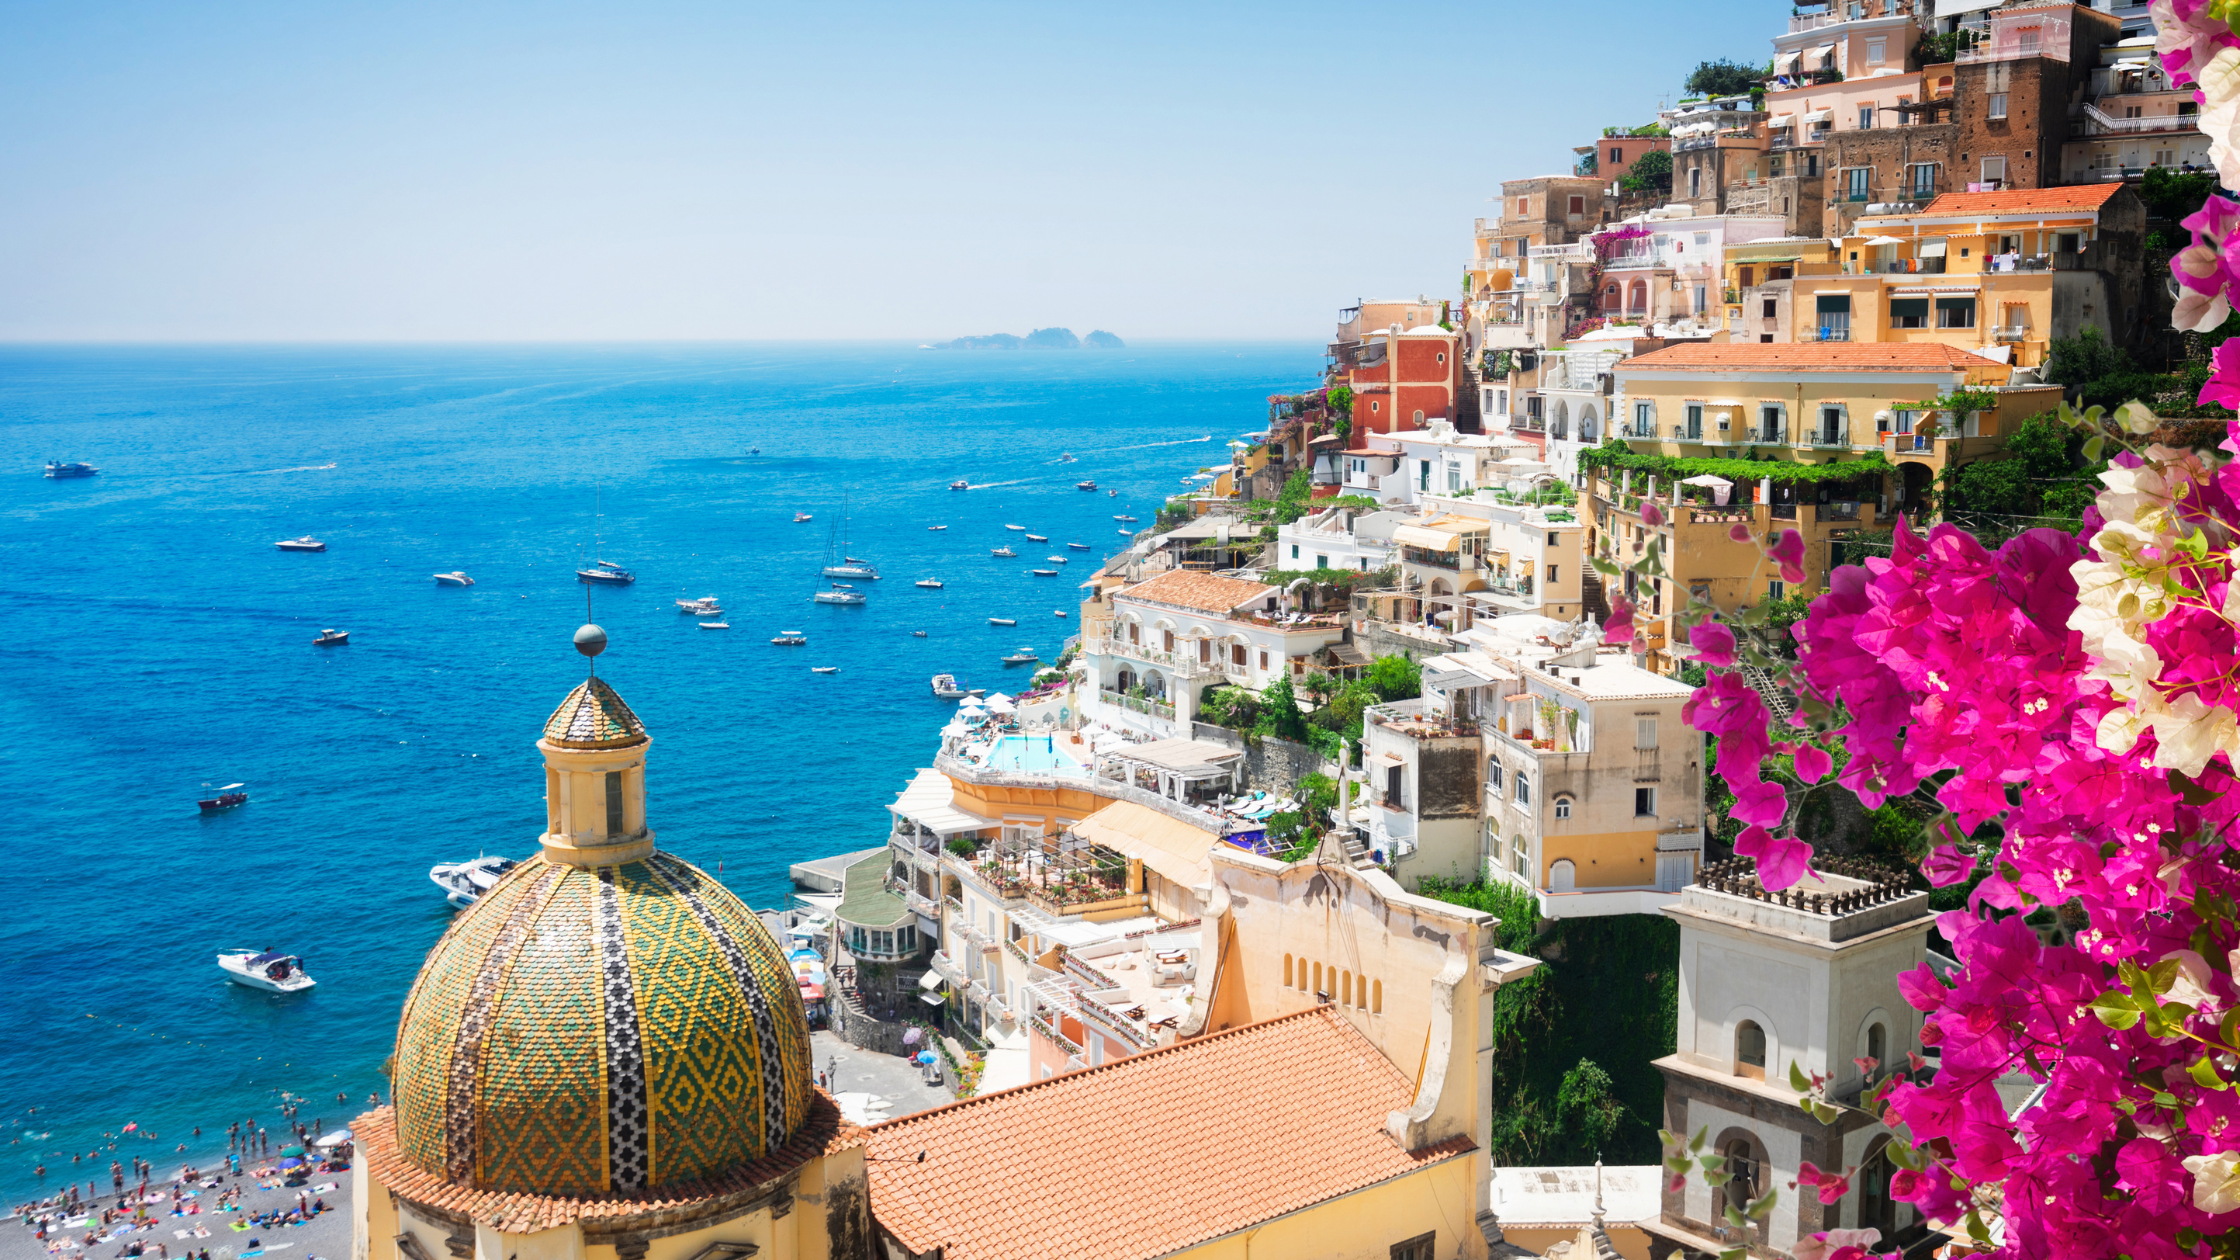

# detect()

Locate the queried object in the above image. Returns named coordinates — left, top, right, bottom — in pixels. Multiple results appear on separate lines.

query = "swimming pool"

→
left=983, top=734, right=1089, bottom=775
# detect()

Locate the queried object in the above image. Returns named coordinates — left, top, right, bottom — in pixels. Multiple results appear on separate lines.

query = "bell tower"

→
left=537, top=622, right=654, bottom=866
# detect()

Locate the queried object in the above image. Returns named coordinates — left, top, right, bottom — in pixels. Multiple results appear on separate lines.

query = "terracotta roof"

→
left=1916, top=183, right=2125, bottom=217
left=354, top=1096, right=860, bottom=1233
left=864, top=1006, right=1475, bottom=1260
left=1118, top=569, right=1272, bottom=615
left=1617, top=342, right=2005, bottom=372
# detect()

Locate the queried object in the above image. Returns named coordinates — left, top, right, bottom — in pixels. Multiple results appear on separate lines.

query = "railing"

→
left=1993, top=325, right=2030, bottom=342
left=1809, top=427, right=1851, bottom=448
left=1404, top=547, right=1459, bottom=570
left=2078, top=102, right=2197, bottom=135
left=1857, top=258, right=1946, bottom=275
left=1096, top=689, right=1176, bottom=720
left=986, top=995, right=1012, bottom=1021
left=943, top=894, right=964, bottom=913
left=1771, top=503, right=1799, bottom=520
left=1821, top=501, right=1862, bottom=521
left=930, top=951, right=966, bottom=986
left=1004, top=935, right=1030, bottom=964
left=1029, top=1009, right=1085, bottom=1057
left=1076, top=990, right=1162, bottom=1051
left=1815, top=328, right=1851, bottom=342
left=1685, top=504, right=1755, bottom=524
left=1484, top=577, right=1537, bottom=600
left=1671, top=424, right=1704, bottom=441
left=933, top=752, right=1222, bottom=832
left=906, top=890, right=939, bottom=920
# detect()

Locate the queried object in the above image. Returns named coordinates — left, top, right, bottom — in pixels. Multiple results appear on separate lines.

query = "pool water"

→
left=985, top=734, right=1087, bottom=775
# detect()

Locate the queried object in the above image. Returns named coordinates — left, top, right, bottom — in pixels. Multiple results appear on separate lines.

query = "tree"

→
left=1683, top=58, right=1764, bottom=97
left=2141, top=166, right=2227, bottom=248
left=1556, top=1059, right=1628, bottom=1153
left=1365, top=654, right=1421, bottom=702
left=2043, top=326, right=2132, bottom=390
left=1198, top=684, right=1261, bottom=729
left=1620, top=149, right=1672, bottom=195
left=1302, top=670, right=1335, bottom=708
left=1940, top=412, right=2106, bottom=523
left=1257, top=673, right=1309, bottom=742
left=1273, top=467, right=1314, bottom=525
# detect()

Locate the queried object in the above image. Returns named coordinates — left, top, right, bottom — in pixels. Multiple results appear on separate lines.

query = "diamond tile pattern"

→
left=542, top=677, right=649, bottom=749
left=863, top=1006, right=1476, bottom=1260
left=391, top=851, right=812, bottom=1198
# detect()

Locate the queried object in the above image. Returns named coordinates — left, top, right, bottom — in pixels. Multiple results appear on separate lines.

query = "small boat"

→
left=811, top=666, right=840, bottom=674
left=911, top=630, right=927, bottom=637
left=992, top=546, right=1017, bottom=557
left=928, top=525, right=948, bottom=531
left=277, top=536, right=326, bottom=552
left=217, top=949, right=314, bottom=994
left=1058, top=453, right=1075, bottom=463
left=1025, top=533, right=1047, bottom=542
left=1076, top=481, right=1097, bottom=491
left=314, top=629, right=350, bottom=646
left=916, top=579, right=945, bottom=589
left=931, top=673, right=967, bottom=699
left=988, top=617, right=1017, bottom=626
left=434, top=571, right=475, bottom=586
left=1067, top=542, right=1091, bottom=551
left=429, top=855, right=517, bottom=909
left=1046, top=555, right=1068, bottom=564
left=750, top=446, right=761, bottom=455
left=44, top=460, right=99, bottom=479
left=812, top=585, right=866, bottom=605
left=1119, top=528, right=1133, bottom=536
left=950, top=480, right=970, bottom=491
left=795, top=512, right=813, bottom=522
left=1108, top=490, right=1118, bottom=497
left=967, top=688, right=987, bottom=699
left=1004, top=524, right=1026, bottom=532
left=1117, top=515, right=1138, bottom=523
left=1002, top=648, right=1039, bottom=665
left=771, top=630, right=808, bottom=645
left=677, top=596, right=721, bottom=614
left=198, top=783, right=248, bottom=812
left=578, top=561, right=635, bottom=584
left=1030, top=568, right=1058, bottom=576
left=699, top=621, right=731, bottom=630
left=1054, top=610, right=1069, bottom=618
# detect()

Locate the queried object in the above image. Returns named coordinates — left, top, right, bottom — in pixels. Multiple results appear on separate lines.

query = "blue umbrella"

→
left=915, top=1051, right=937, bottom=1065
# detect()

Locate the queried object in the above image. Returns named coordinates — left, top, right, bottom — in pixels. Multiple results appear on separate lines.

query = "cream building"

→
left=1080, top=568, right=1347, bottom=736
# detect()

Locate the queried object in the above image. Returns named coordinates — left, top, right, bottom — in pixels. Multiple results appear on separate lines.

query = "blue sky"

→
left=1, top=1, right=1772, bottom=341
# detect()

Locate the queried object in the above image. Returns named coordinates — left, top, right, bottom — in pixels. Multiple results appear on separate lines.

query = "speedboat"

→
left=1025, top=533, right=1047, bottom=542
left=1117, top=515, right=1138, bottom=523
left=1058, top=453, right=1075, bottom=463
left=1119, top=528, right=1133, bottom=536
left=771, top=630, right=808, bottom=645
left=429, top=855, right=517, bottom=909
left=988, top=617, right=1017, bottom=626
left=1076, top=481, right=1096, bottom=491
left=314, top=628, right=349, bottom=645
left=217, top=950, right=314, bottom=994
left=1054, top=609, right=1069, bottom=618
left=677, top=596, right=721, bottom=614
left=794, top=512, right=813, bottom=522
left=1108, top=490, right=1117, bottom=497
left=916, top=579, right=945, bottom=589
left=1030, top=568, right=1057, bottom=576
left=277, top=536, right=326, bottom=552
left=811, top=585, right=866, bottom=605
left=967, top=688, right=986, bottom=698
left=931, top=673, right=966, bottom=698
left=1067, top=542, right=1090, bottom=551
left=928, top=525, right=948, bottom=531
left=699, top=621, right=730, bottom=630
left=1004, top=524, right=1026, bottom=532
left=198, top=783, right=248, bottom=812
left=1045, top=555, right=1068, bottom=564
left=949, top=480, right=970, bottom=491
left=811, top=666, right=840, bottom=674
left=579, top=559, right=635, bottom=584
left=434, top=571, right=475, bottom=586
left=991, top=546, right=1016, bottom=557
left=912, top=630, right=927, bottom=637
left=1002, top=648, right=1039, bottom=665
left=45, top=461, right=98, bottom=478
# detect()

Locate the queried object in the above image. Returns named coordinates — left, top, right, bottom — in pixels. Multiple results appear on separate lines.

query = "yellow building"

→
left=1720, top=237, right=1839, bottom=345
left=1763, top=183, right=2146, bottom=369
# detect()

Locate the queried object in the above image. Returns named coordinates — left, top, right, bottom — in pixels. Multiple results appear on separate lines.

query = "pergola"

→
left=1093, top=737, right=1246, bottom=806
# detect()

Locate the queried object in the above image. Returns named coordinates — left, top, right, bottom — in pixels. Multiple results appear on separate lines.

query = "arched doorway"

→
left=1550, top=859, right=1576, bottom=891
left=1115, top=667, right=1136, bottom=694
left=1141, top=670, right=1167, bottom=700
left=1900, top=463, right=1934, bottom=517
left=1858, top=1137, right=1898, bottom=1238
left=1627, top=280, right=1649, bottom=316
left=1603, top=283, right=1621, bottom=312
left=1550, top=399, right=1570, bottom=441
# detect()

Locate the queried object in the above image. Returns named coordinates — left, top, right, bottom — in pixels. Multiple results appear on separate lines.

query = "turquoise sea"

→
left=0, top=342, right=1318, bottom=1203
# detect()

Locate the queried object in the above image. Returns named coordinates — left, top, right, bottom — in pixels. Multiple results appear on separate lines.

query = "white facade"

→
left=1271, top=506, right=1402, bottom=574
left=1079, top=571, right=1346, bottom=737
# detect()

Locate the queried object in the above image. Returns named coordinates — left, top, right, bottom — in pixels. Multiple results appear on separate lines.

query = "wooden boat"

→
left=198, top=783, right=248, bottom=812
left=314, top=628, right=349, bottom=645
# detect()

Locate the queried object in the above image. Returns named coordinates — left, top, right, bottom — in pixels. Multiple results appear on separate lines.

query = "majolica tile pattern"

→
left=392, top=851, right=812, bottom=1196
left=543, top=677, right=649, bottom=749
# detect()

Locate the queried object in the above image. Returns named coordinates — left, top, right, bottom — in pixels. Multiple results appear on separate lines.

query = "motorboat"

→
left=1117, top=515, right=1138, bottom=523
left=1030, top=568, right=1057, bottom=576
left=198, top=783, right=248, bottom=812
left=578, top=560, right=635, bottom=584
left=991, top=546, right=1016, bottom=557
left=916, top=579, right=945, bottom=589
left=911, top=630, right=927, bottom=637
left=966, top=688, right=986, bottom=698
left=811, top=666, right=840, bottom=674
left=699, top=621, right=731, bottom=630
left=1001, top=648, right=1040, bottom=665
left=217, top=950, right=314, bottom=994
left=277, top=536, right=326, bottom=552
left=1076, top=481, right=1096, bottom=491
left=434, top=571, right=475, bottom=587
left=677, top=596, right=722, bottom=614
left=811, top=585, right=866, bottom=605
left=45, top=461, right=98, bottom=478
left=429, top=855, right=517, bottom=909
left=314, top=629, right=350, bottom=645
left=1025, top=533, right=1047, bottom=542
left=950, top=480, right=970, bottom=490
left=988, top=617, right=1017, bottom=626
left=1108, top=490, right=1117, bottom=497
left=1054, top=609, right=1069, bottom=618
left=1004, top=524, right=1026, bottom=532
left=1067, top=542, right=1091, bottom=550
left=794, top=512, right=813, bottom=522
left=931, top=674, right=967, bottom=698
left=771, top=630, right=808, bottom=645
left=928, top=525, right=948, bottom=531
left=1058, top=453, right=1075, bottom=463
left=1045, top=555, right=1068, bottom=564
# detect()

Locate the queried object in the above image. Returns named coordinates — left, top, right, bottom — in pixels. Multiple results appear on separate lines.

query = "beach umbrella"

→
left=276, top=1157, right=303, bottom=1170
left=314, top=1130, right=350, bottom=1148
left=279, top=1145, right=304, bottom=1158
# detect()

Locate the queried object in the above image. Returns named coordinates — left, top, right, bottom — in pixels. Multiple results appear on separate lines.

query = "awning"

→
left=1918, top=238, right=1948, bottom=258
left=1768, top=113, right=1796, bottom=129
left=1863, top=235, right=1904, bottom=246
left=1393, top=524, right=1463, bottom=551
left=1775, top=51, right=1801, bottom=73
left=1811, top=43, right=1836, bottom=60
left=919, top=992, right=946, bottom=1006
left=918, top=969, right=945, bottom=990
left=1329, top=641, right=1371, bottom=667
left=1801, top=109, right=1832, bottom=123
left=1370, top=752, right=1405, bottom=768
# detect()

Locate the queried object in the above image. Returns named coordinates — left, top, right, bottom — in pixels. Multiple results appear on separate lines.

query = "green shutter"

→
left=1889, top=298, right=1928, bottom=318
left=1816, top=295, right=1851, bottom=314
left=1935, top=297, right=1974, bottom=313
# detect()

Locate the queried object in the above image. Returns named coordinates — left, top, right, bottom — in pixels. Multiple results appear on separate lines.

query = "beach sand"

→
left=3, top=1167, right=353, bottom=1260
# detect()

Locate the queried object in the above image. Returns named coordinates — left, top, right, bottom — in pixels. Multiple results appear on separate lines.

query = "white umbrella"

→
left=1678, top=474, right=1733, bottom=488
left=314, top=1130, right=352, bottom=1148
left=1863, top=235, right=1904, bottom=246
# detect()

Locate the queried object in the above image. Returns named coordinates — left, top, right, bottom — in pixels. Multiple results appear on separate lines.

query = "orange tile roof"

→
left=1617, top=342, right=2006, bottom=372
left=355, top=1096, right=861, bottom=1233
left=864, top=1006, right=1474, bottom=1260
left=1916, top=182, right=2125, bottom=217
left=1119, top=568, right=1272, bottom=615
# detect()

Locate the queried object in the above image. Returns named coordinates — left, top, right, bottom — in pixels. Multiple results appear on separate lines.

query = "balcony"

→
left=1096, top=688, right=1176, bottom=720
left=1808, top=426, right=1851, bottom=448
left=1993, top=325, right=2030, bottom=342
left=1366, top=697, right=1481, bottom=740
left=1670, top=424, right=1705, bottom=442
left=905, top=889, right=939, bottom=920
left=929, top=950, right=966, bottom=986
left=1076, top=989, right=1162, bottom=1051
left=1029, top=1009, right=1085, bottom=1057
left=1814, top=328, right=1851, bottom=343
left=1402, top=546, right=1460, bottom=570
left=2078, top=102, right=2197, bottom=135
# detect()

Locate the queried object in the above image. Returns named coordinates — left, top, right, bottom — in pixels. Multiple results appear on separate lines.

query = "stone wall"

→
left=1191, top=722, right=1335, bottom=794
left=829, top=973, right=923, bottom=1057
left=1821, top=123, right=1957, bottom=237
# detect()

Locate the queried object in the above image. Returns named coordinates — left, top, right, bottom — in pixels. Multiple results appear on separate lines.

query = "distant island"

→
left=931, top=327, right=1124, bottom=350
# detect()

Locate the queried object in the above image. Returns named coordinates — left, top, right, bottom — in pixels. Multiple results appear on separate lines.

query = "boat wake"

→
left=1076, top=437, right=1208, bottom=454
left=967, top=478, right=1030, bottom=489
left=248, top=462, right=338, bottom=475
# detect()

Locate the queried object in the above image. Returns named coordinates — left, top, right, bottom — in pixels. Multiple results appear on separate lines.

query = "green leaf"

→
left=2154, top=1090, right=2182, bottom=1108
left=1704, top=1169, right=1732, bottom=1188
left=1690, top=1125, right=1707, bottom=1154
left=2217, top=1008, right=2239, bottom=1051
left=1788, top=1060, right=1811, bottom=1091
left=2191, top=1055, right=2230, bottom=1091
left=2083, top=433, right=2106, bottom=464
left=1699, top=1154, right=1726, bottom=1172
left=1746, top=1189, right=1779, bottom=1220
left=1591, top=557, right=1623, bottom=577
left=1723, top=1206, right=1749, bottom=1231
left=2092, top=991, right=2143, bottom=1030
left=1810, top=1101, right=1840, bottom=1125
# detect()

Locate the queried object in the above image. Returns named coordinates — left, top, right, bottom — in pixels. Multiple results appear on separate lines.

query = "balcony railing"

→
left=906, top=889, right=939, bottom=920
left=1993, top=325, right=2030, bottom=342
left=1029, top=1009, right=1085, bottom=1057
left=2078, top=102, right=2198, bottom=135
left=1076, top=990, right=1162, bottom=1051
left=1671, top=424, right=1705, bottom=441
left=1097, top=689, right=1176, bottom=720
left=930, top=951, right=966, bottom=986
left=1814, top=328, right=1851, bottom=342
left=1809, top=426, right=1851, bottom=447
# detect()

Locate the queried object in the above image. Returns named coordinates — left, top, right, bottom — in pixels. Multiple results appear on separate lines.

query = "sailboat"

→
left=821, top=497, right=878, bottom=580
left=576, top=485, right=635, bottom=584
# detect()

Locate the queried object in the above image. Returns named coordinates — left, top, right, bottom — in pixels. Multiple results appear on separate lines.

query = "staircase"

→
left=1580, top=567, right=1609, bottom=622
left=1456, top=364, right=1484, bottom=433
left=1339, top=827, right=1380, bottom=870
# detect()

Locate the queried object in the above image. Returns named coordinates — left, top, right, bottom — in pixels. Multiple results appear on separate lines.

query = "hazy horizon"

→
left=4, top=1, right=1771, bottom=342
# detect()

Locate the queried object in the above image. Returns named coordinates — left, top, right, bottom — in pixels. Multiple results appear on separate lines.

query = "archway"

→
left=1900, top=462, right=1934, bottom=516
left=1627, top=280, right=1649, bottom=315
left=1735, top=1020, right=1767, bottom=1080
left=1115, top=667, right=1136, bottom=694
left=1549, top=859, right=1576, bottom=891
left=1550, top=399, right=1569, bottom=441
left=1858, top=1137, right=1898, bottom=1238
left=1603, top=283, right=1621, bottom=312
left=1141, top=670, right=1168, bottom=700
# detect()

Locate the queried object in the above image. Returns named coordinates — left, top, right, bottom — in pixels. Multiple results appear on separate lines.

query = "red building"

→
left=1348, top=325, right=1463, bottom=435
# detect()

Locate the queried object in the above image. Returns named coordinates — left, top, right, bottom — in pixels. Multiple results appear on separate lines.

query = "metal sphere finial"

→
left=574, top=623, right=609, bottom=658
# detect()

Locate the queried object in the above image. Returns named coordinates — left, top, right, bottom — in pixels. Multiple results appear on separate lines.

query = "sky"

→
left=0, top=1, right=1774, bottom=341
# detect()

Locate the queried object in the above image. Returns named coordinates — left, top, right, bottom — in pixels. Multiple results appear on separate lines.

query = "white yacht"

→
left=931, top=673, right=967, bottom=699
left=434, top=571, right=475, bottom=587
left=676, top=596, right=722, bottom=614
left=812, top=585, right=866, bottom=605
left=429, top=855, right=518, bottom=909
left=217, top=949, right=315, bottom=993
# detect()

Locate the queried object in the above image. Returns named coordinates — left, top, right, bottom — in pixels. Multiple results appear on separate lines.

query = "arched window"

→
left=1736, top=1020, right=1768, bottom=1080
left=1341, top=971, right=1352, bottom=1006
left=1603, top=283, right=1621, bottom=311
left=1372, top=979, right=1383, bottom=1013
left=1866, top=1021, right=1887, bottom=1073
left=1413, top=409, right=1425, bottom=424
left=1858, top=1137, right=1897, bottom=1237
left=1554, top=796, right=1572, bottom=820
left=1550, top=859, right=1576, bottom=891
left=1511, top=836, right=1529, bottom=878
left=1516, top=770, right=1531, bottom=804
left=1487, top=761, right=1504, bottom=793
left=1628, top=279, right=1648, bottom=313
left=1313, top=961, right=1323, bottom=995
left=1284, top=953, right=1293, bottom=988
left=1721, top=1137, right=1762, bottom=1226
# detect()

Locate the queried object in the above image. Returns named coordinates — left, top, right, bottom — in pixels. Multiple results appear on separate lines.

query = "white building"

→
left=1080, top=568, right=1347, bottom=737
left=1270, top=504, right=1403, bottom=574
